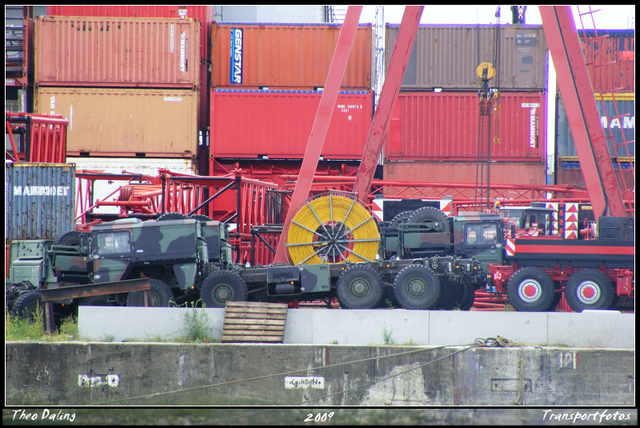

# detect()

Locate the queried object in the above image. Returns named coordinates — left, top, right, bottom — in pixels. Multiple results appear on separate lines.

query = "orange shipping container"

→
left=211, top=23, right=373, bottom=89
left=35, top=16, right=200, bottom=88
left=35, top=87, right=199, bottom=157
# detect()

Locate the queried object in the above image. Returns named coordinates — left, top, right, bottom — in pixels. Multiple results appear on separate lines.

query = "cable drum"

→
left=286, top=194, right=380, bottom=265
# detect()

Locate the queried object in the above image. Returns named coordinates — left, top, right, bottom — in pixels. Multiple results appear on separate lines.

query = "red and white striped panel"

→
left=506, top=237, right=516, bottom=256
left=564, top=203, right=579, bottom=239
left=372, top=198, right=385, bottom=222
left=545, top=202, right=559, bottom=235
left=440, top=198, right=453, bottom=217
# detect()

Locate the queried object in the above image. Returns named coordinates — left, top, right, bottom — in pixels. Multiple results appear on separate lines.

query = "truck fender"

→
left=173, top=263, right=198, bottom=290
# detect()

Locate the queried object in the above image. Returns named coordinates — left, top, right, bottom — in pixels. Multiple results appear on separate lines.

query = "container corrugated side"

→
left=35, top=87, right=199, bottom=157
left=211, top=23, right=373, bottom=89
left=579, top=29, right=634, bottom=93
left=556, top=159, right=634, bottom=191
left=385, top=24, right=548, bottom=91
left=384, top=160, right=546, bottom=199
left=47, top=5, right=214, bottom=130
left=384, top=91, right=546, bottom=161
left=210, top=89, right=373, bottom=160
left=6, top=162, right=76, bottom=241
left=35, top=16, right=200, bottom=88
left=70, top=157, right=195, bottom=216
left=556, top=92, right=634, bottom=159
left=47, top=6, right=215, bottom=62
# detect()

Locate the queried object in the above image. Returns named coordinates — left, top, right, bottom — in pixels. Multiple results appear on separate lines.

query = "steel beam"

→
left=352, top=6, right=424, bottom=202
left=39, top=278, right=150, bottom=302
left=273, top=6, right=363, bottom=263
left=539, top=6, right=626, bottom=218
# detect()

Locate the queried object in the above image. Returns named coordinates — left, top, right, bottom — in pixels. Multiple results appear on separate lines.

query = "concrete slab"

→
left=547, top=310, right=635, bottom=349
left=429, top=311, right=549, bottom=347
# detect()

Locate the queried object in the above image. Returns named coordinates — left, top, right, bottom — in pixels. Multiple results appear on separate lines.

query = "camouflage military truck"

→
left=7, top=210, right=488, bottom=317
left=6, top=215, right=231, bottom=318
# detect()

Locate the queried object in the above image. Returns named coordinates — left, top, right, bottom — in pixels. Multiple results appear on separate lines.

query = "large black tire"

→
left=126, top=278, right=175, bottom=307
left=157, top=212, right=190, bottom=221
left=393, top=264, right=442, bottom=309
left=190, top=214, right=213, bottom=222
left=564, top=269, right=614, bottom=312
left=457, top=278, right=476, bottom=311
left=436, top=277, right=463, bottom=310
left=547, top=289, right=563, bottom=312
left=53, top=230, right=82, bottom=246
left=389, top=211, right=413, bottom=230
left=200, top=270, right=248, bottom=308
left=506, top=267, right=555, bottom=312
left=407, top=206, right=450, bottom=233
left=336, top=265, right=385, bottom=309
left=11, top=291, right=42, bottom=319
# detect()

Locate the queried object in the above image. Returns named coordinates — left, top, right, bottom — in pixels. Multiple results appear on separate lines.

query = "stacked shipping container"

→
left=208, top=22, right=374, bottom=181
left=555, top=30, right=635, bottom=190
left=383, top=24, right=549, bottom=190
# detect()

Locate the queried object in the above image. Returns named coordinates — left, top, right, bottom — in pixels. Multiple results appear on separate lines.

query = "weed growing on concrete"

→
left=382, top=324, right=395, bottom=345
left=330, top=340, right=339, bottom=344
left=179, top=300, right=215, bottom=343
left=102, top=334, right=116, bottom=342
left=6, top=309, right=81, bottom=342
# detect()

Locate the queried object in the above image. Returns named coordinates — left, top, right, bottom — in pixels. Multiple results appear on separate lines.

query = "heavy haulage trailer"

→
left=6, top=195, right=487, bottom=318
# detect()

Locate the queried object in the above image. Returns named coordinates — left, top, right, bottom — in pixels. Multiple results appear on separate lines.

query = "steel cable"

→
left=286, top=195, right=380, bottom=265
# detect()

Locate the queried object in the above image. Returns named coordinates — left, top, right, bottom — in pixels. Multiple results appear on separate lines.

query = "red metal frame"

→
left=539, top=6, right=626, bottom=219
left=273, top=6, right=363, bottom=263
left=6, top=112, right=68, bottom=164
left=353, top=6, right=424, bottom=201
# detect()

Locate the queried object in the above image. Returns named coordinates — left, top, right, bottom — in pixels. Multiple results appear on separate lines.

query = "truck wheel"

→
left=336, top=265, right=384, bottom=309
left=547, top=289, right=563, bottom=312
left=200, top=270, right=248, bottom=308
left=436, top=277, right=463, bottom=310
left=53, top=230, right=82, bottom=246
left=11, top=291, right=42, bottom=319
left=506, top=267, right=555, bottom=312
left=393, top=264, right=442, bottom=309
left=564, top=269, right=614, bottom=312
left=457, top=278, right=476, bottom=311
left=126, top=279, right=175, bottom=307
left=407, top=206, right=450, bottom=233
left=157, top=212, right=189, bottom=221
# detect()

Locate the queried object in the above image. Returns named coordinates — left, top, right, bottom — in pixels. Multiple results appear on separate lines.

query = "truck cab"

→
left=452, top=212, right=504, bottom=269
left=497, top=204, right=556, bottom=237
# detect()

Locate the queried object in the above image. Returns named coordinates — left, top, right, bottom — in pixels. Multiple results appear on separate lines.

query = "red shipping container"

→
left=211, top=23, right=372, bottom=90
left=384, top=91, right=547, bottom=161
left=384, top=160, right=547, bottom=200
left=47, top=6, right=215, bottom=130
left=47, top=6, right=214, bottom=63
left=35, top=16, right=200, bottom=89
left=210, top=89, right=374, bottom=160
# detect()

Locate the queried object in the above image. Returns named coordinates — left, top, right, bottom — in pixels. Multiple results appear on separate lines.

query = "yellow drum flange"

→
left=286, top=194, right=380, bottom=265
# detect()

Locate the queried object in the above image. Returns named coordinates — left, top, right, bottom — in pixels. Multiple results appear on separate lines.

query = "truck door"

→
left=92, top=230, right=133, bottom=282
left=461, top=222, right=503, bottom=268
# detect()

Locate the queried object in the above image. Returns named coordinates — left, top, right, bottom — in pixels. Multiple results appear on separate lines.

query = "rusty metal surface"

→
left=39, top=278, right=150, bottom=302
left=6, top=162, right=76, bottom=242
left=35, top=87, right=199, bottom=157
left=35, top=16, right=201, bottom=88
left=385, top=24, right=548, bottom=91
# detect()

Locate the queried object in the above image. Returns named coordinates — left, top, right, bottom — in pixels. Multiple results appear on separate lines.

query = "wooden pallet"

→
left=221, top=301, right=288, bottom=343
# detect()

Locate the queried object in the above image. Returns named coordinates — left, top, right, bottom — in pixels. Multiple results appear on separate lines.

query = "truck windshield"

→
left=97, top=231, right=131, bottom=255
left=465, top=223, right=498, bottom=245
